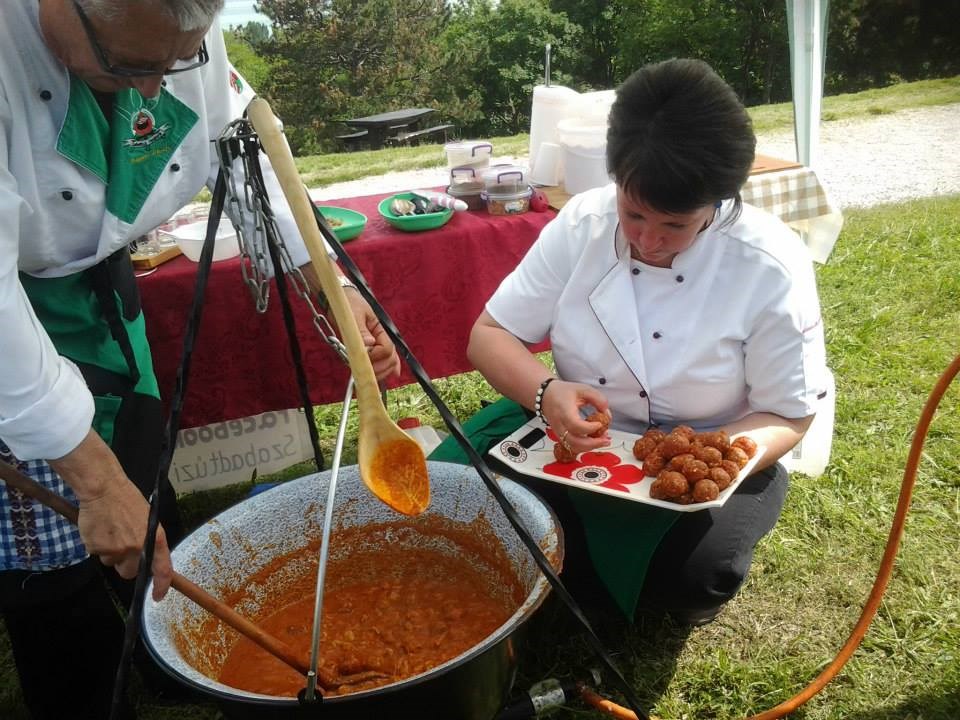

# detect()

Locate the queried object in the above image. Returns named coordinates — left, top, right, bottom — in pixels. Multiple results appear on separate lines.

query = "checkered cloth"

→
left=741, top=166, right=843, bottom=263
left=742, top=167, right=835, bottom=225
left=0, top=442, right=88, bottom=571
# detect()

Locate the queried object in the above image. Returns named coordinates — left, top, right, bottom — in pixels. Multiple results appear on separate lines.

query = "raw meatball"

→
left=584, top=411, right=611, bottom=438
left=650, top=470, right=689, bottom=499
left=692, top=479, right=720, bottom=503
left=731, top=435, right=758, bottom=458
left=553, top=442, right=576, bottom=463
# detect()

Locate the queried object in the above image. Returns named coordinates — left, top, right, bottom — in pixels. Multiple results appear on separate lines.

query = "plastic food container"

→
left=481, top=164, right=527, bottom=192
left=444, top=141, right=493, bottom=171
left=160, top=218, right=239, bottom=262
left=483, top=184, right=532, bottom=216
left=446, top=182, right=485, bottom=211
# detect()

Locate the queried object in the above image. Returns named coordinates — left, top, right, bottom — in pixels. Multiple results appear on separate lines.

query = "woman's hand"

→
left=344, top=287, right=401, bottom=381
left=540, top=380, right=612, bottom=454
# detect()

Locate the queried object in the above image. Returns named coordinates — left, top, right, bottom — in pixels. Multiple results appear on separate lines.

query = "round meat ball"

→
left=731, top=435, right=759, bottom=458
left=698, top=430, right=731, bottom=452
left=642, top=450, right=666, bottom=477
left=671, top=424, right=697, bottom=440
left=584, top=411, right=611, bottom=438
left=675, top=493, right=694, bottom=505
left=692, top=444, right=723, bottom=467
left=657, top=433, right=691, bottom=459
left=667, top=453, right=695, bottom=471
left=680, top=458, right=710, bottom=482
left=632, top=436, right=659, bottom=461
left=692, top=478, right=720, bottom=503
left=720, top=459, right=742, bottom=481
left=553, top=441, right=576, bottom=463
left=708, top=466, right=732, bottom=491
left=643, top=427, right=666, bottom=444
left=725, top=446, right=750, bottom=469
left=650, top=470, right=689, bottom=499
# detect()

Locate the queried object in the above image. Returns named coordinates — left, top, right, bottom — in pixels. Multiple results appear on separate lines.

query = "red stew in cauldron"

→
left=206, top=521, right=525, bottom=697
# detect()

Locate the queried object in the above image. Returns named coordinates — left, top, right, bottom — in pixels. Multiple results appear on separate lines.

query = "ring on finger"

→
left=560, top=429, right=572, bottom=450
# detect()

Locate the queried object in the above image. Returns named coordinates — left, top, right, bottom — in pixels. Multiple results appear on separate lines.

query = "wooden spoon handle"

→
left=246, top=98, right=381, bottom=409
left=0, top=460, right=309, bottom=677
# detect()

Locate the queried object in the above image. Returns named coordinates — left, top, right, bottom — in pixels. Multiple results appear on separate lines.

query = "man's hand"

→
left=47, top=430, right=173, bottom=601
left=344, top=286, right=401, bottom=381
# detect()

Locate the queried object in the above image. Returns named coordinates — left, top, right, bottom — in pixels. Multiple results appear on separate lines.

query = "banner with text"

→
left=170, top=409, right=314, bottom=494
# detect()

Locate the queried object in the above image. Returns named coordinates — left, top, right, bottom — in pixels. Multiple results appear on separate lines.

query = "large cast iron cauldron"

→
left=142, top=461, right=563, bottom=720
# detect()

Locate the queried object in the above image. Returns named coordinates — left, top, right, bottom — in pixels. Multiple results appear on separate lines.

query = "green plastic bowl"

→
left=378, top=192, right=454, bottom=232
left=316, top=205, right=367, bottom=241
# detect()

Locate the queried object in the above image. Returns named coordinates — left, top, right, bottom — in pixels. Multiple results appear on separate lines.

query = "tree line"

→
left=224, top=0, right=959, bottom=154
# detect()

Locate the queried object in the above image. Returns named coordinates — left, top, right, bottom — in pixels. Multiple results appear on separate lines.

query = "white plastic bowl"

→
left=161, top=218, right=240, bottom=262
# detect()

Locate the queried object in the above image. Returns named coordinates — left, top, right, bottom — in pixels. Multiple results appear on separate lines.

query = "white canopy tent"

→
left=786, top=0, right=830, bottom=169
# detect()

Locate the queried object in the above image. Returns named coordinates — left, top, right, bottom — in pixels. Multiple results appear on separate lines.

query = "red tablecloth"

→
left=138, top=191, right=554, bottom=428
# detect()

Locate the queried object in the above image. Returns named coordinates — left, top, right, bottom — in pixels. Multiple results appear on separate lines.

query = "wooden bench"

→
left=335, top=129, right=369, bottom=151
left=390, top=124, right=455, bottom=146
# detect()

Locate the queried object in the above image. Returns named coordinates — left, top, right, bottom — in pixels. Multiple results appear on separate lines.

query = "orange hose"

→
left=580, top=353, right=960, bottom=720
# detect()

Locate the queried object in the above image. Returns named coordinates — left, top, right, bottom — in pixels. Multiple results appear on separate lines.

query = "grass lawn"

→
left=2, top=77, right=959, bottom=719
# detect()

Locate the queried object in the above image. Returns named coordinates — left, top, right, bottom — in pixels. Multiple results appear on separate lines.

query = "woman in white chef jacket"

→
left=468, top=59, right=829, bottom=625
left=0, top=2, right=398, bottom=718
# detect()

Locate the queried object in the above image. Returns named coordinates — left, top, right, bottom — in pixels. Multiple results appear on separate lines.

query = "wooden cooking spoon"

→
left=247, top=97, right=429, bottom=516
left=0, top=460, right=383, bottom=693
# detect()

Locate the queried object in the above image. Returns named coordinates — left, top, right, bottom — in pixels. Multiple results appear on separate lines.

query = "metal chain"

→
left=214, top=119, right=348, bottom=365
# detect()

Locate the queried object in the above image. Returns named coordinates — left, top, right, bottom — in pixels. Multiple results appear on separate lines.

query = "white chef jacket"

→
left=0, top=3, right=311, bottom=461
left=486, top=184, right=829, bottom=435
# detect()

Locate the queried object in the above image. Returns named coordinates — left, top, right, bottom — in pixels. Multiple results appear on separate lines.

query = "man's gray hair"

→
left=77, top=0, right=225, bottom=32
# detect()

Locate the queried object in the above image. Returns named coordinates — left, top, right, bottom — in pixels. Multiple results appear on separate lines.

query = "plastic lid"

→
left=444, top=141, right=493, bottom=155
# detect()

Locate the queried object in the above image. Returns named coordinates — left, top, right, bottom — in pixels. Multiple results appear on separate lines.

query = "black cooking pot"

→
left=142, top=461, right=563, bottom=719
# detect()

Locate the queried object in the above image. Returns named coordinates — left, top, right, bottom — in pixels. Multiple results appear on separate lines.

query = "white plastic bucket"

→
left=557, top=116, right=610, bottom=195
left=528, top=85, right=580, bottom=179
left=780, top=369, right=836, bottom=477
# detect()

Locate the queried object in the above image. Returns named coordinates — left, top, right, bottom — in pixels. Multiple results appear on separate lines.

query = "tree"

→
left=223, top=29, right=273, bottom=92
left=255, top=0, right=451, bottom=153
left=438, top=0, right=582, bottom=137
left=548, top=0, right=617, bottom=88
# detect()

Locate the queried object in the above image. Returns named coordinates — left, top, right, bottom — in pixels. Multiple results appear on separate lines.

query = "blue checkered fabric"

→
left=0, top=441, right=88, bottom=571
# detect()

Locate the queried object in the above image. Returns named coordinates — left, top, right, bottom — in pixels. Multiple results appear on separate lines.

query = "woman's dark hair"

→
left=607, top=58, right=756, bottom=215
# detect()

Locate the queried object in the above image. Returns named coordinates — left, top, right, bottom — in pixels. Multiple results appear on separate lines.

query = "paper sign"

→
left=169, top=409, right=314, bottom=494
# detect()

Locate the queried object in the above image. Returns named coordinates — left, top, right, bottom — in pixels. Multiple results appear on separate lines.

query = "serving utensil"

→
left=247, top=97, right=429, bottom=516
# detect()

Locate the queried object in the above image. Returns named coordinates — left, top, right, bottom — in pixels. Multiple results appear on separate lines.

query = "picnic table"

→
left=337, top=108, right=450, bottom=150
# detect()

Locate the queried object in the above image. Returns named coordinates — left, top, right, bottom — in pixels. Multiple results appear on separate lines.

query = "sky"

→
left=220, top=0, right=270, bottom=29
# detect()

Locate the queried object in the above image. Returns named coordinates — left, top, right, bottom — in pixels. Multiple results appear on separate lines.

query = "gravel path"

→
left=310, top=104, right=960, bottom=209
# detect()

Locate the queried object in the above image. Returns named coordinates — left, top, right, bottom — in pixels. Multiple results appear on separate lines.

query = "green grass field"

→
left=2, top=78, right=959, bottom=719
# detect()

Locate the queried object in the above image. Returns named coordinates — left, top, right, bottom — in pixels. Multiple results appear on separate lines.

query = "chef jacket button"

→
left=170, top=163, right=181, bottom=172
left=60, top=190, right=73, bottom=201
left=39, top=90, right=53, bottom=101
left=676, top=274, right=684, bottom=282
left=598, top=377, right=607, bottom=385
left=653, top=331, right=662, bottom=339
left=631, top=268, right=640, bottom=276
left=639, top=390, right=648, bottom=398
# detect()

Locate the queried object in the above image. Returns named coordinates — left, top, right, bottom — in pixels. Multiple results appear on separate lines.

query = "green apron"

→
left=14, top=75, right=199, bottom=546
left=428, top=398, right=680, bottom=618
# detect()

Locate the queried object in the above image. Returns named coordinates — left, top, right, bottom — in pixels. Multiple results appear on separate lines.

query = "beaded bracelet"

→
left=534, top=377, right=556, bottom=422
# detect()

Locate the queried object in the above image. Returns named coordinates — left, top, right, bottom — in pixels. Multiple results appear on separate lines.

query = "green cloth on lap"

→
left=428, top=397, right=680, bottom=618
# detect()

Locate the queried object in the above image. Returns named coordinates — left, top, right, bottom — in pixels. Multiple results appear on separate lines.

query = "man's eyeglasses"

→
left=72, top=0, right=209, bottom=78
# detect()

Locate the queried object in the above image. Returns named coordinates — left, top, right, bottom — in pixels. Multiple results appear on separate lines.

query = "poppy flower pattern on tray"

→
left=490, top=419, right=763, bottom=512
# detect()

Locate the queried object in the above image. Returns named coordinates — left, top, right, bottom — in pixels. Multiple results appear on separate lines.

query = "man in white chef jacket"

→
left=0, top=2, right=399, bottom=717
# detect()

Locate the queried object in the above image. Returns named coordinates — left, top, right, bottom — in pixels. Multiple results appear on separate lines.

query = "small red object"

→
left=397, top=417, right=422, bottom=429
left=529, top=189, right=550, bottom=213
